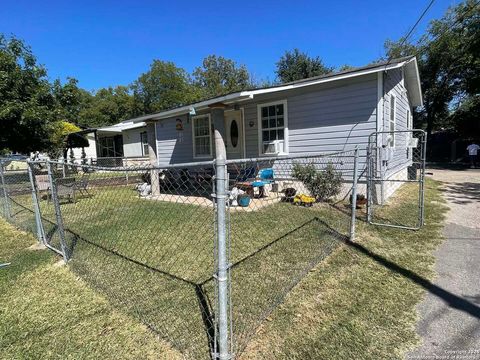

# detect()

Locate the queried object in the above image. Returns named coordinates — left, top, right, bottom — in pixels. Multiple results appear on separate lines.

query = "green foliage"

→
left=276, top=48, right=334, bottom=83
left=78, top=85, right=135, bottom=127
left=192, top=55, right=252, bottom=98
left=450, top=95, right=480, bottom=138
left=292, top=162, right=343, bottom=201
left=0, top=35, right=58, bottom=153
left=49, top=121, right=84, bottom=157
left=384, top=0, right=480, bottom=138
left=131, top=60, right=197, bottom=115
left=50, top=121, right=81, bottom=145
left=52, top=77, right=91, bottom=123
left=338, top=64, right=355, bottom=72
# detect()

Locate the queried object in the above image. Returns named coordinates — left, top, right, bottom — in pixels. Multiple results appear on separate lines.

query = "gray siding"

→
left=242, top=74, right=378, bottom=172
left=152, top=69, right=413, bottom=181
left=156, top=114, right=197, bottom=165
left=382, top=68, right=412, bottom=176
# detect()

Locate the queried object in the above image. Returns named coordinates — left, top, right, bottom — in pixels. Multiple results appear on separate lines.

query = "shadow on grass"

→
left=345, top=241, right=480, bottom=319
left=61, top=215, right=347, bottom=358
left=4, top=195, right=351, bottom=359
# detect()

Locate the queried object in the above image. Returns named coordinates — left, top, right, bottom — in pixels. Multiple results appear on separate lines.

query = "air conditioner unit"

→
left=264, top=140, right=282, bottom=154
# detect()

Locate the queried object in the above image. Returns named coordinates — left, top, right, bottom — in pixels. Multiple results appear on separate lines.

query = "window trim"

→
left=140, top=131, right=149, bottom=157
left=257, top=99, right=289, bottom=156
left=388, top=94, right=396, bottom=148
left=192, top=114, right=213, bottom=159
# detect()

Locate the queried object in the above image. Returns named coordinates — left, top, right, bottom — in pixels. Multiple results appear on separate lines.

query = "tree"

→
left=338, top=64, right=355, bottom=72
left=192, top=55, right=252, bottom=98
left=49, top=121, right=84, bottom=158
left=131, top=60, right=196, bottom=115
left=275, top=49, right=334, bottom=83
left=0, top=35, right=58, bottom=153
left=78, top=85, right=135, bottom=127
left=450, top=95, right=480, bottom=138
left=384, top=0, right=480, bottom=137
left=52, top=77, right=92, bottom=123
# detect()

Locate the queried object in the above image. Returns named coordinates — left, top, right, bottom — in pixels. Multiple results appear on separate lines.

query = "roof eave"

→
left=404, top=57, right=423, bottom=107
left=129, top=94, right=254, bottom=123
left=127, top=57, right=415, bottom=123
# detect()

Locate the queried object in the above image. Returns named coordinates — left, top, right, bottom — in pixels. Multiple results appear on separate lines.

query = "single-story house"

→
left=70, top=121, right=149, bottom=166
left=124, top=56, right=422, bottom=200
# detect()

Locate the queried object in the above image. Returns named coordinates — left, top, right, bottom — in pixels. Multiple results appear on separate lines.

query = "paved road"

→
left=407, top=168, right=480, bottom=359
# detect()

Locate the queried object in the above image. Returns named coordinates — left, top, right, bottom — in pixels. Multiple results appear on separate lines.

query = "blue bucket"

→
left=238, top=195, right=251, bottom=207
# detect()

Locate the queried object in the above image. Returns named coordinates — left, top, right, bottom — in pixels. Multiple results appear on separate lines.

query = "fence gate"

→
left=366, top=129, right=427, bottom=230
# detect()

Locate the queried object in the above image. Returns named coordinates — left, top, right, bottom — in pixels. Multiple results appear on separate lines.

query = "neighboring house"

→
left=70, top=121, right=149, bottom=166
left=123, top=56, right=422, bottom=199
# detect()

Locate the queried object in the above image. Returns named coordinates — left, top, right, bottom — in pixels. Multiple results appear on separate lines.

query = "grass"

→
left=0, top=221, right=181, bottom=360
left=0, top=177, right=448, bottom=359
left=241, top=179, right=448, bottom=359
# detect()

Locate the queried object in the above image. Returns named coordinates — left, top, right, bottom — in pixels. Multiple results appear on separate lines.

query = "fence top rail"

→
left=44, top=159, right=216, bottom=172
left=368, top=129, right=426, bottom=138
left=58, top=156, right=151, bottom=161
left=224, top=150, right=357, bottom=165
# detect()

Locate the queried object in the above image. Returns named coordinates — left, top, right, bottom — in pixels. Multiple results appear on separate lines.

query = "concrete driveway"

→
left=407, top=168, right=480, bottom=359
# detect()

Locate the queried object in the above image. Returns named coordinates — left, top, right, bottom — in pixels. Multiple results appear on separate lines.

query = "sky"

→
left=1, top=0, right=458, bottom=92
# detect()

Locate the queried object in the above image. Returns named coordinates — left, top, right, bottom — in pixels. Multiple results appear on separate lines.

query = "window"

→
left=258, top=101, right=288, bottom=155
left=140, top=131, right=149, bottom=156
left=406, top=109, right=411, bottom=130
left=98, top=137, right=115, bottom=157
left=389, top=94, right=396, bottom=147
left=192, top=115, right=212, bottom=158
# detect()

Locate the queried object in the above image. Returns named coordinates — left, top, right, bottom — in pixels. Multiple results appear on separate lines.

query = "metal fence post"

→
left=27, top=161, right=46, bottom=244
left=367, top=144, right=374, bottom=224
left=0, top=160, right=11, bottom=219
left=419, top=131, right=427, bottom=227
left=214, top=130, right=231, bottom=360
left=47, top=161, right=69, bottom=262
left=350, top=147, right=359, bottom=241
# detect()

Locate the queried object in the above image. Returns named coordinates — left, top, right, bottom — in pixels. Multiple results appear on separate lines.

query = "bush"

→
left=292, top=162, right=343, bottom=201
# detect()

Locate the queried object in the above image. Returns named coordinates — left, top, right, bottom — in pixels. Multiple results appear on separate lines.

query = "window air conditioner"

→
left=264, top=140, right=282, bottom=154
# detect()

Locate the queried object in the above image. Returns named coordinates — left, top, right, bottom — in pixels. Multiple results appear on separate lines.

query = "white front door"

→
left=224, top=110, right=244, bottom=159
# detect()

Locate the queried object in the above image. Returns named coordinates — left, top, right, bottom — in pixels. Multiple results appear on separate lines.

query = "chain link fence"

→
left=1, top=145, right=361, bottom=359
left=0, top=159, right=38, bottom=236
left=366, top=130, right=427, bottom=230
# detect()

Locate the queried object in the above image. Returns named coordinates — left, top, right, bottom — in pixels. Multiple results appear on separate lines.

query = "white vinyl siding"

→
left=192, top=115, right=212, bottom=158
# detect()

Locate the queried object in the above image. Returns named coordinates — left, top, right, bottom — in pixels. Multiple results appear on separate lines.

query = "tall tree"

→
left=192, top=55, right=252, bottom=98
left=0, top=35, right=58, bottom=153
left=275, top=48, right=334, bottom=83
left=78, top=86, right=135, bottom=127
left=384, top=0, right=480, bottom=137
left=131, top=60, right=196, bottom=115
left=52, top=77, right=92, bottom=123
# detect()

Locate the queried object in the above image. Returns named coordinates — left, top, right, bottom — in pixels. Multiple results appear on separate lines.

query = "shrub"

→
left=292, top=162, right=343, bottom=201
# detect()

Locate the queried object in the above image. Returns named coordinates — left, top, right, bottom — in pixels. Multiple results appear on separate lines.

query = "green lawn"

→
left=0, top=221, right=181, bottom=360
left=1, top=177, right=448, bottom=359
left=242, top=180, right=448, bottom=359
